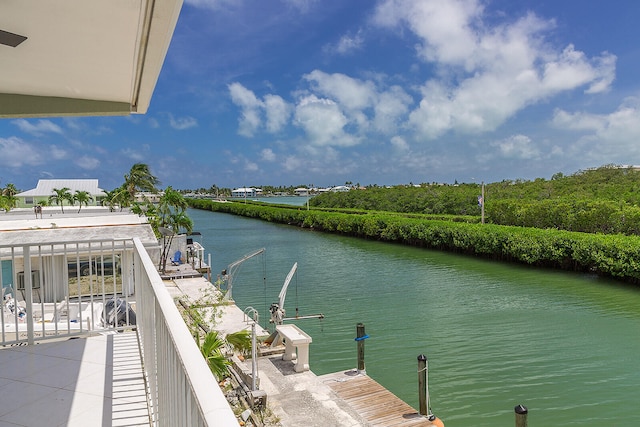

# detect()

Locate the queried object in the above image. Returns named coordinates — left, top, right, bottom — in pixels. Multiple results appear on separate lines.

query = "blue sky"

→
left=2, top=0, right=640, bottom=191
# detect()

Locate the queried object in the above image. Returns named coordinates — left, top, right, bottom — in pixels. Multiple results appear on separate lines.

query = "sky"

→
left=2, top=0, right=640, bottom=191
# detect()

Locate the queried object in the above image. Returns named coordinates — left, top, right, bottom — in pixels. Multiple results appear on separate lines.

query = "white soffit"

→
left=0, top=0, right=183, bottom=117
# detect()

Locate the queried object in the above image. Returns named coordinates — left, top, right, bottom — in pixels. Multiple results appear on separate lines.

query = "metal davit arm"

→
left=222, top=247, right=265, bottom=301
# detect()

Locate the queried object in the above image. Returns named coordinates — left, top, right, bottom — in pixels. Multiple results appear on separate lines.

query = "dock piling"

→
left=417, top=354, right=429, bottom=417
left=515, top=404, right=528, bottom=427
left=356, top=323, right=366, bottom=374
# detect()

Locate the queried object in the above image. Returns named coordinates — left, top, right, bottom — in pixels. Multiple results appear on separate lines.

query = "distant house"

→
left=134, top=191, right=163, bottom=203
left=294, top=188, right=310, bottom=196
left=331, top=185, right=350, bottom=192
left=15, top=179, right=106, bottom=208
left=231, top=187, right=257, bottom=198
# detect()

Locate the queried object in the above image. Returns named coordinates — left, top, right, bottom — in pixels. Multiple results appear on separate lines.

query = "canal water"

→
left=189, top=207, right=640, bottom=426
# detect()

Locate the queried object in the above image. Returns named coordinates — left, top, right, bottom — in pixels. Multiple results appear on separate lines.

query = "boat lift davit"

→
left=264, top=262, right=324, bottom=347
left=218, top=248, right=265, bottom=301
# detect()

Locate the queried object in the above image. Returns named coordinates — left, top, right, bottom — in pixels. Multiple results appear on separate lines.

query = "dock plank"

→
left=325, top=374, right=440, bottom=426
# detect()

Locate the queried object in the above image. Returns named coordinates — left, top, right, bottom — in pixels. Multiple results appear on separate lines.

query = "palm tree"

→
left=73, top=190, right=93, bottom=213
left=0, top=196, right=10, bottom=212
left=103, top=186, right=132, bottom=211
left=49, top=187, right=72, bottom=213
left=198, top=330, right=253, bottom=380
left=124, top=163, right=160, bottom=200
left=152, top=187, right=194, bottom=272
left=102, top=189, right=118, bottom=212
left=2, top=183, right=18, bottom=197
left=0, top=183, right=18, bottom=212
left=199, top=331, right=231, bottom=380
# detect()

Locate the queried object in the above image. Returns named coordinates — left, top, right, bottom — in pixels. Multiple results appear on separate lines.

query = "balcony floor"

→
left=0, top=331, right=150, bottom=427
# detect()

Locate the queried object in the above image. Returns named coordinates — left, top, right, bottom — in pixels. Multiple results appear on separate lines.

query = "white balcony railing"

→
left=0, top=237, right=238, bottom=426
left=133, top=238, right=239, bottom=426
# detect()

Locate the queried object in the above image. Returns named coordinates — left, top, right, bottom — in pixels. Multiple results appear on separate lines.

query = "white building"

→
left=232, top=187, right=258, bottom=198
left=331, top=185, right=351, bottom=192
left=294, top=187, right=310, bottom=196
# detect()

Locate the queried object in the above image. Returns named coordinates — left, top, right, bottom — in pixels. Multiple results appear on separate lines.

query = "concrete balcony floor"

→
left=0, top=331, right=149, bottom=427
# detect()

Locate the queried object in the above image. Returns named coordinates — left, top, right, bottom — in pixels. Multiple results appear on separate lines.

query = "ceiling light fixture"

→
left=0, top=29, right=27, bottom=47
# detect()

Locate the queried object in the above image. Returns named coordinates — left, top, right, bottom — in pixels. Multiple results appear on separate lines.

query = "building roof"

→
left=0, top=0, right=183, bottom=117
left=16, top=179, right=106, bottom=197
left=0, top=210, right=157, bottom=248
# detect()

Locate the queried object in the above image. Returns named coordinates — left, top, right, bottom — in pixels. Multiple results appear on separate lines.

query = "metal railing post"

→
left=23, top=246, right=34, bottom=345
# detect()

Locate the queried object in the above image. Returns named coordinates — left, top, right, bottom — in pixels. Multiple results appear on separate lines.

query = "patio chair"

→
left=171, top=250, right=182, bottom=266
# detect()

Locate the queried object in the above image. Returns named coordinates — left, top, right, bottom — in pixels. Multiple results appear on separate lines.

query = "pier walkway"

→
left=321, top=370, right=441, bottom=426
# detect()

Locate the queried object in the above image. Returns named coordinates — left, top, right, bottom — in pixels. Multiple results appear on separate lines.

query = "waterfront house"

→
left=232, top=187, right=258, bottom=198
left=294, top=187, right=310, bottom=196
left=15, top=179, right=107, bottom=208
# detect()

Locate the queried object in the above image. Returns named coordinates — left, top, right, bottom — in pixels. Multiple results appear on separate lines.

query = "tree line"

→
left=310, top=165, right=640, bottom=236
left=188, top=198, right=640, bottom=284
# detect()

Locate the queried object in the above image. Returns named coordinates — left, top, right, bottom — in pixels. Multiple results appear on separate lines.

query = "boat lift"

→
left=268, top=262, right=324, bottom=325
left=265, top=262, right=324, bottom=347
left=219, top=248, right=265, bottom=301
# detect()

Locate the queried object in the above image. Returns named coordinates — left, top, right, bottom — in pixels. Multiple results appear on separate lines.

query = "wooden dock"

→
left=322, top=371, right=442, bottom=426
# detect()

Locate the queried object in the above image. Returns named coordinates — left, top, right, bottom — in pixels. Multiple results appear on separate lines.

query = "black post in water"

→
left=514, top=404, right=528, bottom=427
left=356, top=323, right=366, bottom=373
left=417, top=354, right=428, bottom=416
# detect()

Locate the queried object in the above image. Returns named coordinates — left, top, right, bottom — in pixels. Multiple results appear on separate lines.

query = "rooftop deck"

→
left=0, top=332, right=148, bottom=427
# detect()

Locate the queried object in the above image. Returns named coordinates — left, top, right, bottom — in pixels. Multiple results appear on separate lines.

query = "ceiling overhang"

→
left=0, top=0, right=183, bottom=118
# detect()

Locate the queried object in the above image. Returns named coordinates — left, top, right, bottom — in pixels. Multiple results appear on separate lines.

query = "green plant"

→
left=200, top=331, right=231, bottom=380
left=225, top=330, right=252, bottom=356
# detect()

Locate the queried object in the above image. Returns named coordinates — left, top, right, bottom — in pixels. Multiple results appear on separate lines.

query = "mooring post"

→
left=356, top=323, right=366, bottom=374
left=418, top=354, right=428, bottom=416
left=515, top=404, right=528, bottom=427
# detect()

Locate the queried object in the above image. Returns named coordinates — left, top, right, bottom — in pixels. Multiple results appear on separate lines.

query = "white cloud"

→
left=390, top=136, right=409, bottom=151
left=264, top=94, right=291, bottom=133
left=293, top=95, right=359, bottom=147
left=373, top=0, right=617, bottom=140
left=373, top=86, right=413, bottom=134
left=490, top=134, right=540, bottom=159
left=301, top=70, right=413, bottom=137
left=0, top=137, right=46, bottom=167
left=552, top=98, right=640, bottom=160
left=283, top=155, right=302, bottom=172
left=75, top=156, right=100, bottom=170
left=261, top=148, right=276, bottom=162
left=373, top=0, right=484, bottom=68
left=229, top=82, right=264, bottom=137
left=304, top=70, right=376, bottom=112
left=12, top=119, right=63, bottom=137
left=62, top=117, right=84, bottom=132
left=244, top=160, right=259, bottom=172
left=121, top=148, right=146, bottom=161
left=169, top=114, right=198, bottom=130
left=325, top=30, right=365, bottom=55
left=50, top=145, right=68, bottom=160
left=552, top=109, right=606, bottom=131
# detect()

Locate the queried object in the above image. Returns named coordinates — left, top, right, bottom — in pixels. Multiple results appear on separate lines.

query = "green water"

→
left=190, top=208, right=640, bottom=426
